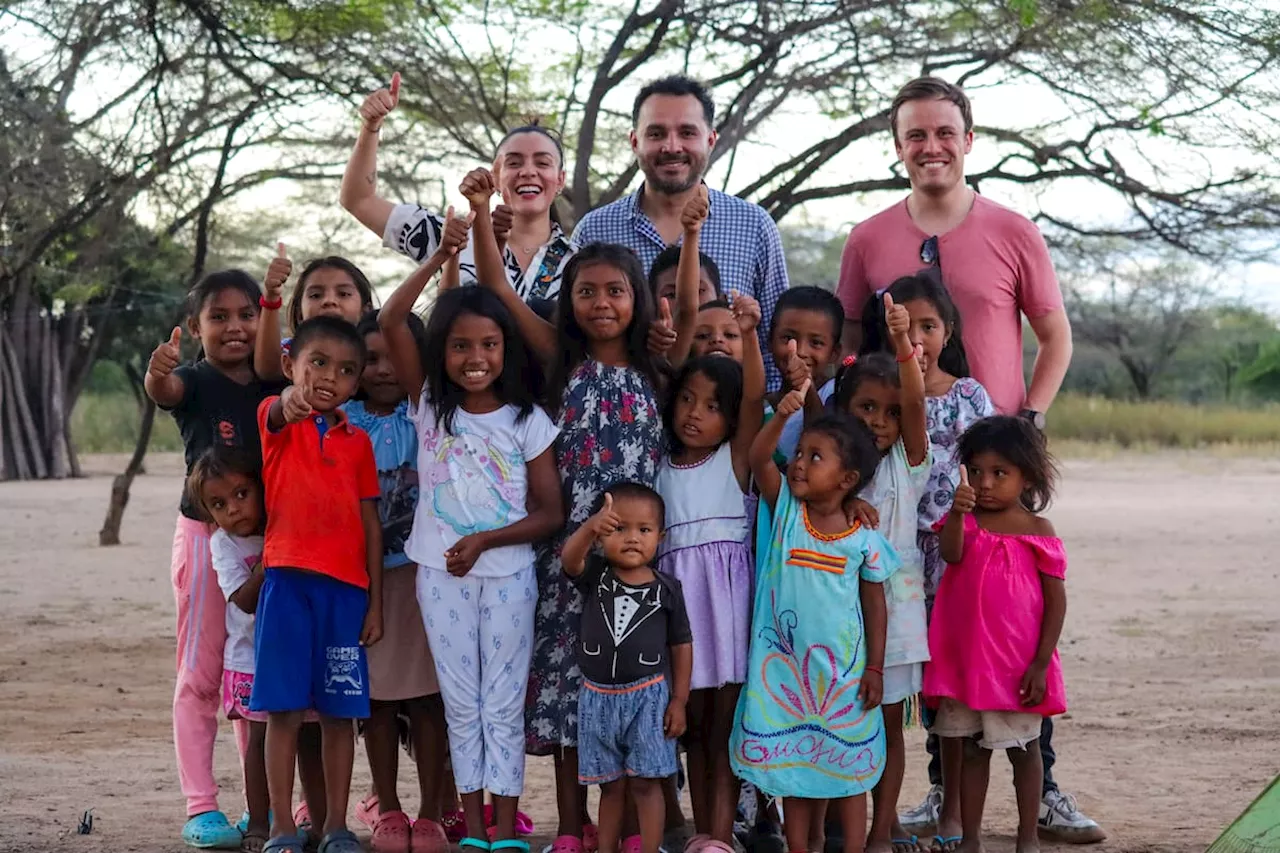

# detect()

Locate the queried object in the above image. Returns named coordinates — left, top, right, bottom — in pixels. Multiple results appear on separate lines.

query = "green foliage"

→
left=1047, top=394, right=1280, bottom=447
left=1239, top=339, right=1280, bottom=397
left=71, top=393, right=183, bottom=455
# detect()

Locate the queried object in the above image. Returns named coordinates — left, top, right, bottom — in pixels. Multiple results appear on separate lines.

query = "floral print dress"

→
left=917, top=377, right=994, bottom=600
left=525, top=361, right=663, bottom=755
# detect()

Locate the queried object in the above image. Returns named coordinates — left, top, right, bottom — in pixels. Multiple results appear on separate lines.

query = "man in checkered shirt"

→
left=572, top=75, right=791, bottom=389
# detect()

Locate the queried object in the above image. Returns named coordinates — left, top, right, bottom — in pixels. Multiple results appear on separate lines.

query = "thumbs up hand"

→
left=264, top=242, right=292, bottom=302
left=951, top=465, right=976, bottom=515
left=782, top=338, right=811, bottom=393
left=587, top=492, right=622, bottom=540
left=777, top=378, right=810, bottom=418
left=360, top=72, right=401, bottom=132
left=681, top=185, right=709, bottom=234
left=281, top=382, right=314, bottom=424
left=147, top=327, right=183, bottom=380
left=647, top=298, right=678, bottom=359
left=884, top=291, right=911, bottom=338
left=729, top=290, right=761, bottom=334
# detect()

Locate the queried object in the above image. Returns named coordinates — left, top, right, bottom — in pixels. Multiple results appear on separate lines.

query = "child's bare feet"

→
left=1014, top=831, right=1039, bottom=853
left=952, top=839, right=982, bottom=853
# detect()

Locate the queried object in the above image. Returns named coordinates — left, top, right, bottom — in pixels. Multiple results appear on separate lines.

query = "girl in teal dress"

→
left=730, top=381, right=900, bottom=853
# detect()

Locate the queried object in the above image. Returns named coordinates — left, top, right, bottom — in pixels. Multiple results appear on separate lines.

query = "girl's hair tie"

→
left=842, top=353, right=858, bottom=367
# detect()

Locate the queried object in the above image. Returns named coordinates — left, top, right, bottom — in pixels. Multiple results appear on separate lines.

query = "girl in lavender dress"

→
left=654, top=349, right=763, bottom=853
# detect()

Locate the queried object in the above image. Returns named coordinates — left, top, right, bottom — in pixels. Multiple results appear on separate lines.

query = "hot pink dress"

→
left=923, top=514, right=1067, bottom=716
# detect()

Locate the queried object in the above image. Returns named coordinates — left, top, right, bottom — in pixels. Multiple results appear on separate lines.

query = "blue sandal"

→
left=183, top=811, right=244, bottom=849
left=493, top=843, right=531, bottom=853
left=262, top=834, right=308, bottom=853
left=462, top=838, right=493, bottom=852
left=930, top=836, right=962, bottom=853
left=317, top=829, right=363, bottom=853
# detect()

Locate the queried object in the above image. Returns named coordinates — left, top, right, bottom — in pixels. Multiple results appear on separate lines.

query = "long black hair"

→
left=860, top=267, right=970, bottom=378
left=287, top=256, right=376, bottom=332
left=663, top=355, right=743, bottom=455
left=548, top=242, right=664, bottom=415
left=423, top=286, right=543, bottom=434
left=801, top=412, right=881, bottom=497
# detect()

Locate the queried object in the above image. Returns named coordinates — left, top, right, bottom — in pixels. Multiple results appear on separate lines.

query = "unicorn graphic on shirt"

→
left=428, top=430, right=516, bottom=535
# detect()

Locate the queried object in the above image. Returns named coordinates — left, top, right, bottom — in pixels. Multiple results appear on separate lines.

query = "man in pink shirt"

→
left=837, top=80, right=1073, bottom=422
left=836, top=78, right=1103, bottom=844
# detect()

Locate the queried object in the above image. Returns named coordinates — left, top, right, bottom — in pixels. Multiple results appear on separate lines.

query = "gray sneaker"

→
left=899, top=784, right=942, bottom=832
left=1038, top=790, right=1107, bottom=843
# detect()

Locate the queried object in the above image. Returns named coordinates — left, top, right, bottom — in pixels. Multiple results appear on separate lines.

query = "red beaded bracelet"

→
left=895, top=349, right=915, bottom=363
left=259, top=295, right=283, bottom=310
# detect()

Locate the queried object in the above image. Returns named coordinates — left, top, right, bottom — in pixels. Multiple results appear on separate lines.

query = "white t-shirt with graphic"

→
left=210, top=530, right=264, bottom=673
left=407, top=394, right=559, bottom=577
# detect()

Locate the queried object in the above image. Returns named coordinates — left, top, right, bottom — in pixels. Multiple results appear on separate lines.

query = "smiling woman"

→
left=341, top=74, right=576, bottom=303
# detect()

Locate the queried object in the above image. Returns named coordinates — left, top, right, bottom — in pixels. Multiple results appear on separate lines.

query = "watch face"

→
left=1022, top=409, right=1045, bottom=430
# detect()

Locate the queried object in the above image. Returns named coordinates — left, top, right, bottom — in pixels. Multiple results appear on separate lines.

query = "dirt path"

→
left=0, top=452, right=1275, bottom=852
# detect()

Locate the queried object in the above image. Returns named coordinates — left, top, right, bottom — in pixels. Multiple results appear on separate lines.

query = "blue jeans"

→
left=926, top=714, right=1057, bottom=797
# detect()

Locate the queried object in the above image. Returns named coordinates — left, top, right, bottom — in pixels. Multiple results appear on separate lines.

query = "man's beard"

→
left=640, top=153, right=706, bottom=195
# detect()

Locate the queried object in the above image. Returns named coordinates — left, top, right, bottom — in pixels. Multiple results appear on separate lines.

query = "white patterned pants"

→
left=416, top=564, right=537, bottom=797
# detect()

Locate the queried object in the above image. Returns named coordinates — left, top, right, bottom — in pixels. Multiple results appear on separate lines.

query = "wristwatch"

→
left=1020, top=409, right=1046, bottom=431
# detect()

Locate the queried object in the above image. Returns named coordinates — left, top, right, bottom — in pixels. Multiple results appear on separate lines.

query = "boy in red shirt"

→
left=250, top=315, right=383, bottom=853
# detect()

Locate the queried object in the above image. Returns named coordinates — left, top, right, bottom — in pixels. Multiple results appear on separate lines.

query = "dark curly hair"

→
left=959, top=416, right=1058, bottom=512
left=354, top=309, right=427, bottom=402
left=800, top=411, right=881, bottom=497
left=663, top=355, right=743, bottom=455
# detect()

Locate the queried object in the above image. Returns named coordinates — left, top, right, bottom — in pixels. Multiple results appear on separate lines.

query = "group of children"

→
left=149, top=130, right=1069, bottom=853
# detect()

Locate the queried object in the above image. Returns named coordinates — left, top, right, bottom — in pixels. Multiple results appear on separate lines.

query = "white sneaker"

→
left=1038, top=790, right=1107, bottom=843
left=899, top=784, right=942, bottom=831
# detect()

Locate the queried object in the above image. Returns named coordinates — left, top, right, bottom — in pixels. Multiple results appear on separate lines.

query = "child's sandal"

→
left=371, top=811, right=411, bottom=853
left=410, top=818, right=449, bottom=853
left=492, top=842, right=531, bottom=853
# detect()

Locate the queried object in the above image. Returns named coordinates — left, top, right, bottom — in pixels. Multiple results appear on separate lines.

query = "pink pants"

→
left=171, top=515, right=250, bottom=817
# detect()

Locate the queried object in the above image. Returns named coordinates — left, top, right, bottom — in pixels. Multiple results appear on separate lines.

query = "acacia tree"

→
left=0, top=1, right=361, bottom=480
left=309, top=0, right=1280, bottom=249
left=1063, top=245, right=1219, bottom=399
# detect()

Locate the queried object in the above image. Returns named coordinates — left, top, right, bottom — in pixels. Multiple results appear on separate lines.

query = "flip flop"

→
left=318, top=829, right=364, bottom=853
left=493, top=843, right=531, bottom=853
left=183, top=811, right=244, bottom=849
left=371, top=810, right=411, bottom=853
left=356, top=794, right=381, bottom=831
left=241, top=833, right=268, bottom=853
left=891, top=837, right=920, bottom=853
left=463, top=838, right=493, bottom=853
left=930, top=836, right=962, bottom=853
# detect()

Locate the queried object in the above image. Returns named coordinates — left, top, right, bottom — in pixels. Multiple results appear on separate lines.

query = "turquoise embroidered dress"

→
left=730, top=480, right=900, bottom=798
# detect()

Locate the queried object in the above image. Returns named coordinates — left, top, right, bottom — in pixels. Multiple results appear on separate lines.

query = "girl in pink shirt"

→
left=924, top=416, right=1066, bottom=853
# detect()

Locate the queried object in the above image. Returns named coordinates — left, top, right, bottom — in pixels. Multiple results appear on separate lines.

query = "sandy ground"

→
left=1, top=451, right=1277, bottom=853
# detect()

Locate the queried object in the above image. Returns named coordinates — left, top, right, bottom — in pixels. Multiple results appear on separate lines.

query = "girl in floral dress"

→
left=465, top=164, right=669, bottom=853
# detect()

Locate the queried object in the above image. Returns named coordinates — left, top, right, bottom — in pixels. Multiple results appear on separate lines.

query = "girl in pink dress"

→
left=923, top=416, right=1066, bottom=853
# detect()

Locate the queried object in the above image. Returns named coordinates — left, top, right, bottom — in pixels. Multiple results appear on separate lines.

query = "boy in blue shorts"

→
left=251, top=315, right=384, bottom=853
left=562, top=482, right=693, bottom=853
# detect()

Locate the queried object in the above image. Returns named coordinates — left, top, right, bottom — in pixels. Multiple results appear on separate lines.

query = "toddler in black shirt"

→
left=562, top=482, right=693, bottom=853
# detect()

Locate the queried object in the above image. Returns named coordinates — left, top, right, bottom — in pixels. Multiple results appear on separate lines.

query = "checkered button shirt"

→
left=572, top=185, right=790, bottom=388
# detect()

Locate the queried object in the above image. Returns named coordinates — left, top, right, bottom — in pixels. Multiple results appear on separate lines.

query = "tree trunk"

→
left=99, top=396, right=157, bottom=546
left=0, top=269, right=75, bottom=481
